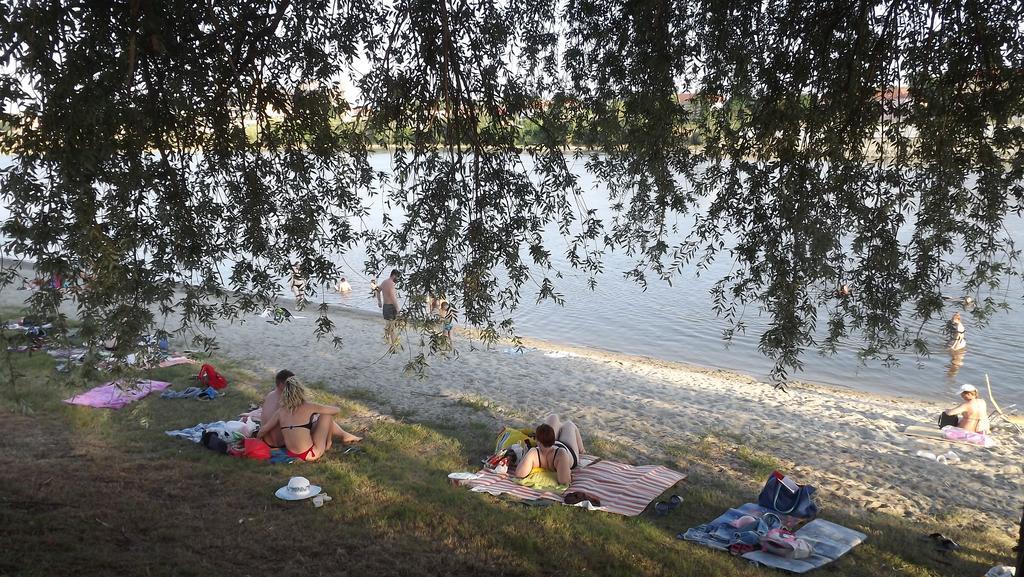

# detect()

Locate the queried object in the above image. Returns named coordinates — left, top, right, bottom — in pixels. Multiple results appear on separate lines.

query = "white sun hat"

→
left=958, top=384, right=978, bottom=395
left=275, top=476, right=322, bottom=501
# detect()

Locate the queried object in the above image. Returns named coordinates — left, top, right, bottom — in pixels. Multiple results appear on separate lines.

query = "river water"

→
left=2, top=152, right=1023, bottom=403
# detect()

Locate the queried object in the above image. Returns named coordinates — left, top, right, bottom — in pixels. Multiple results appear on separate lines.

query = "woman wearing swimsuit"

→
left=947, top=312, right=966, bottom=351
left=256, top=377, right=360, bottom=461
left=514, top=414, right=586, bottom=485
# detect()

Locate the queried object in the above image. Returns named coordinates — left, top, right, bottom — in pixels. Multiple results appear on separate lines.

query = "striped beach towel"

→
left=463, top=459, right=686, bottom=516
left=568, top=460, right=687, bottom=516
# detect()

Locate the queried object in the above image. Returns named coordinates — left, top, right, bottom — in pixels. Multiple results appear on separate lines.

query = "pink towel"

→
left=63, top=380, right=171, bottom=409
left=942, top=426, right=997, bottom=447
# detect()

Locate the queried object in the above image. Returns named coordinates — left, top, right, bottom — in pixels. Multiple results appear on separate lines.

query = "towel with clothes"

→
left=165, top=420, right=252, bottom=443
left=166, top=420, right=296, bottom=463
left=681, top=503, right=866, bottom=573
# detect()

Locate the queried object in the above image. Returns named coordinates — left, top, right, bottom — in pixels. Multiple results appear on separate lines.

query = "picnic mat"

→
left=681, top=503, right=866, bottom=573
left=64, top=379, right=171, bottom=409
left=463, top=459, right=686, bottom=516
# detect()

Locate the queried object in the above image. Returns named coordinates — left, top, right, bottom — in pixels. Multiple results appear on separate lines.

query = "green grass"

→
left=734, top=446, right=782, bottom=478
left=0, top=326, right=1018, bottom=576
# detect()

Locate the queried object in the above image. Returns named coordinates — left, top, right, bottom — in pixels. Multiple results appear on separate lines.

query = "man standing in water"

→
left=376, top=269, right=401, bottom=346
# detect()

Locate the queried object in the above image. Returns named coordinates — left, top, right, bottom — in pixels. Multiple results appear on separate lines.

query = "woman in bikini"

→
left=256, top=376, right=360, bottom=461
left=513, top=414, right=585, bottom=485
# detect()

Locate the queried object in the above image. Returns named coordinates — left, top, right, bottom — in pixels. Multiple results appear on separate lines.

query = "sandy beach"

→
left=195, top=302, right=1022, bottom=532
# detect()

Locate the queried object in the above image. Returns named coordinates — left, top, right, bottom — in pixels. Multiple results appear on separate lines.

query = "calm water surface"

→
left=319, top=154, right=1024, bottom=404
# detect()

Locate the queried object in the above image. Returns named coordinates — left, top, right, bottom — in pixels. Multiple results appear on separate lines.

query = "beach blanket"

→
left=63, top=379, right=171, bottom=409
left=681, top=503, right=865, bottom=573
left=463, top=459, right=686, bottom=516
left=904, top=425, right=997, bottom=447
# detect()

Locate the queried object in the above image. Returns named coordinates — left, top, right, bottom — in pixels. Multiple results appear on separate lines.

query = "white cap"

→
left=958, top=384, right=978, bottom=395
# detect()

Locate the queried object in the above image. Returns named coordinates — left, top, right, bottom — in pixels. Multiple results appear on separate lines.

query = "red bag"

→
left=197, top=364, right=228, bottom=390
left=243, top=438, right=272, bottom=461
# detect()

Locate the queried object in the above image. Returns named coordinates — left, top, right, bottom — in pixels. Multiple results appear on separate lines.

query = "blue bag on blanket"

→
left=757, top=471, right=818, bottom=519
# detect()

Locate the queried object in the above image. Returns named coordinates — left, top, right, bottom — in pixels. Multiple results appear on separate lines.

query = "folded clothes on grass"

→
left=160, top=386, right=221, bottom=400
left=63, top=379, right=171, bottom=409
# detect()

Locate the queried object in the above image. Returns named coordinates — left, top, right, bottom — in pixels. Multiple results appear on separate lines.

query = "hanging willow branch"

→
left=0, top=0, right=1021, bottom=381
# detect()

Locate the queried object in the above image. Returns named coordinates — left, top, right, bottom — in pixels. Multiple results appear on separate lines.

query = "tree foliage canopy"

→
left=1, top=1, right=1022, bottom=379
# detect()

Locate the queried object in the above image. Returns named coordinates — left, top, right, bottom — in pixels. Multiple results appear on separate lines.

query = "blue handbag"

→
left=757, top=471, right=818, bottom=518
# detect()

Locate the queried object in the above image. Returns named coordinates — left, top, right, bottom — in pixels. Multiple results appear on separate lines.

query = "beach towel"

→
left=158, top=356, right=198, bottom=368
left=518, top=469, right=568, bottom=492
left=565, top=460, right=687, bottom=516
left=463, top=459, right=686, bottom=516
left=63, top=379, right=171, bottom=409
left=681, top=504, right=865, bottom=573
left=903, top=425, right=997, bottom=447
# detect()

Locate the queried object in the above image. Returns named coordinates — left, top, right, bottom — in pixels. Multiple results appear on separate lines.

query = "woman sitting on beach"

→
left=256, top=376, right=361, bottom=461
left=942, top=384, right=990, bottom=434
left=514, top=414, right=585, bottom=485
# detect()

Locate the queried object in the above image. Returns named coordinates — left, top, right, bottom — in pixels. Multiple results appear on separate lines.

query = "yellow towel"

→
left=517, top=469, right=568, bottom=492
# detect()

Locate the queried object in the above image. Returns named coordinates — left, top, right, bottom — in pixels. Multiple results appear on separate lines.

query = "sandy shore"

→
left=190, top=302, right=1021, bottom=532
left=3, top=286, right=1021, bottom=531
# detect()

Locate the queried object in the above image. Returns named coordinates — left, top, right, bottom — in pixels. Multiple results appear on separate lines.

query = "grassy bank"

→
left=0, top=320, right=1016, bottom=575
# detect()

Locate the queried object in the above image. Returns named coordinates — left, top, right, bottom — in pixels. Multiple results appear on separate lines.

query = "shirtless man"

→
left=260, top=369, right=362, bottom=447
left=259, top=369, right=294, bottom=448
left=376, top=269, right=401, bottom=345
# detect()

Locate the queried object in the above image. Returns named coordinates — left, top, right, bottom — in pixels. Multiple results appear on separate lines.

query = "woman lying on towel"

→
left=256, top=376, right=361, bottom=461
left=514, top=414, right=585, bottom=485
